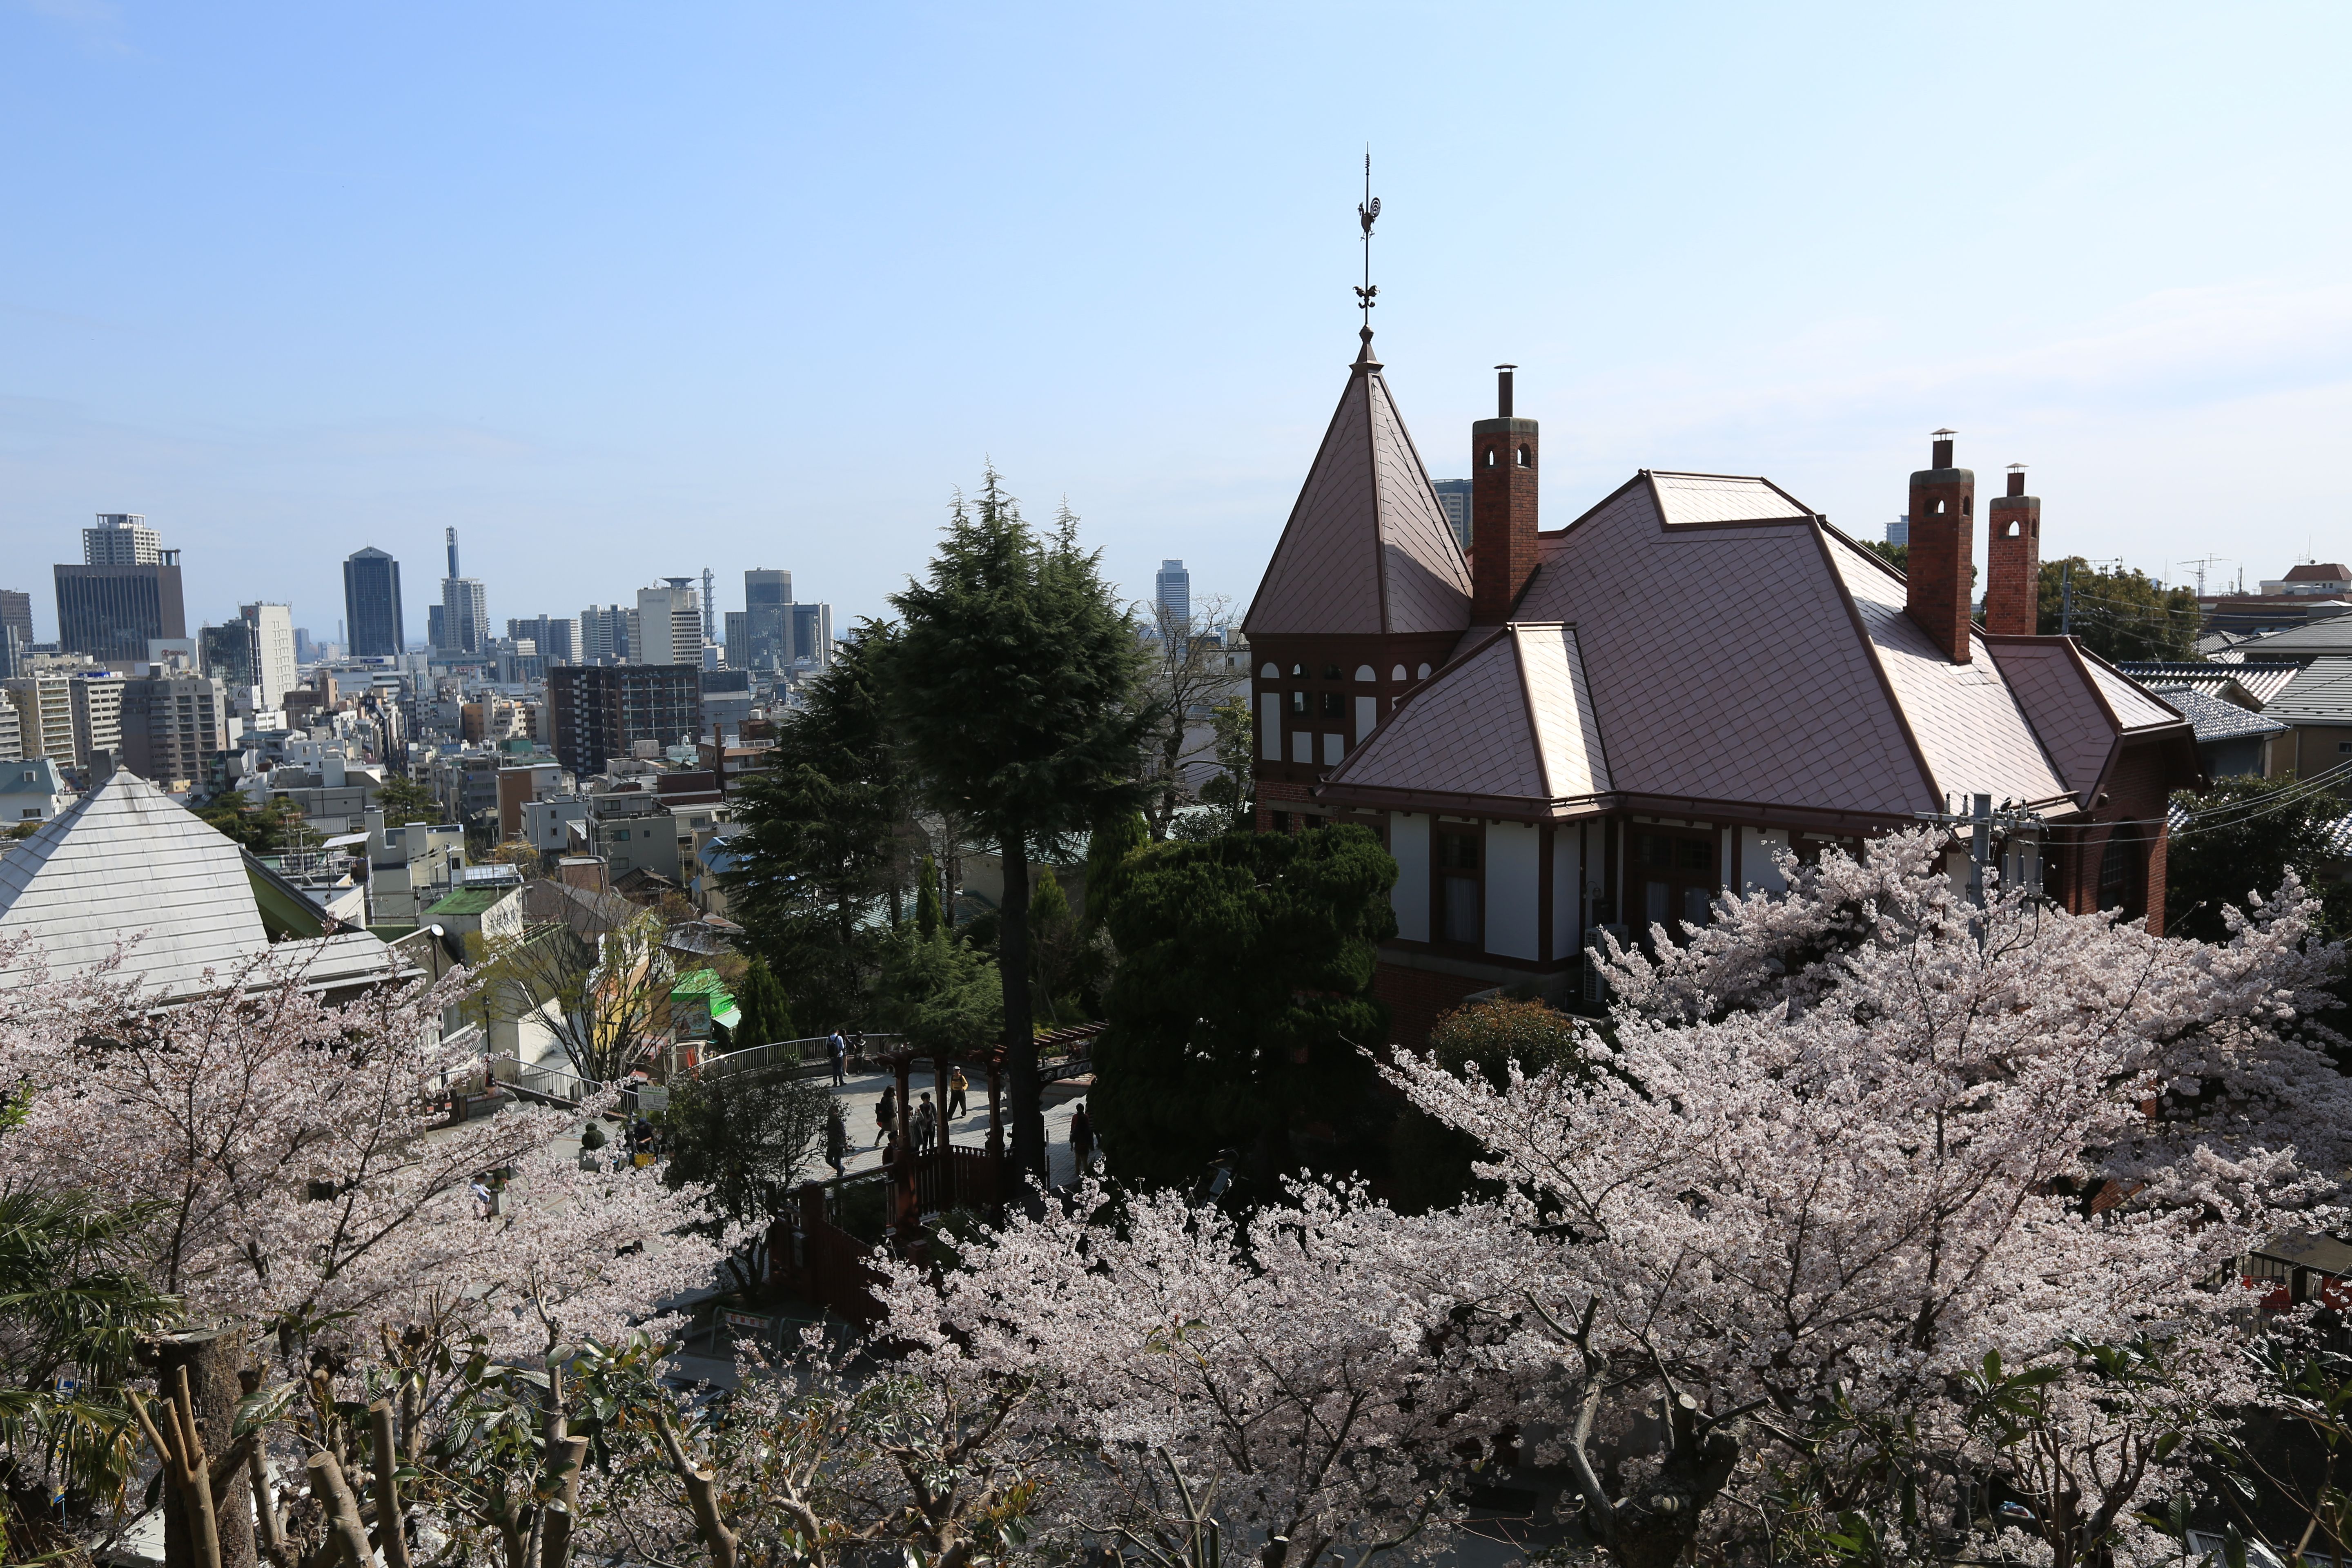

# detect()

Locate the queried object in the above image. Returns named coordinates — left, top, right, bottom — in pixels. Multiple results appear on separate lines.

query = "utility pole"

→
left=1915, top=793, right=2045, bottom=946
left=2060, top=561, right=2073, bottom=637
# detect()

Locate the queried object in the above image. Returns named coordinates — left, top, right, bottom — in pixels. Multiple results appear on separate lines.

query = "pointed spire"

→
left=1353, top=149, right=1380, bottom=373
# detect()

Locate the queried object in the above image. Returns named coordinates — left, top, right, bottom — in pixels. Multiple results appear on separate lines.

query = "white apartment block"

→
left=69, top=674, right=124, bottom=768
left=239, top=602, right=298, bottom=708
left=83, top=513, right=162, bottom=566
left=635, top=581, right=702, bottom=666
left=4, top=678, right=76, bottom=764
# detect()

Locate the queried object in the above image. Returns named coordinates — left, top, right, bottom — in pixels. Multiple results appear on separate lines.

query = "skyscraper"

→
left=55, top=514, right=186, bottom=663
left=579, top=605, right=639, bottom=664
left=1432, top=479, right=1473, bottom=552
left=239, top=603, right=297, bottom=708
left=1155, top=559, right=1192, bottom=627
left=791, top=601, right=834, bottom=668
left=199, top=620, right=260, bottom=708
left=437, top=528, right=489, bottom=656
left=83, top=514, right=161, bottom=565
left=343, top=546, right=405, bottom=656
left=507, top=615, right=580, bottom=664
left=635, top=580, right=702, bottom=666
left=738, top=568, right=793, bottom=668
left=0, top=591, right=32, bottom=647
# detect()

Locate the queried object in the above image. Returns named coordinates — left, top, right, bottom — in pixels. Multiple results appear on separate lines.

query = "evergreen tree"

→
left=1083, top=809, right=1148, bottom=927
left=1091, top=824, right=1396, bottom=1187
left=2167, top=773, right=2352, bottom=942
left=2038, top=556, right=2203, bottom=662
left=916, top=852, right=943, bottom=938
left=732, top=955, right=795, bottom=1047
left=721, top=623, right=911, bottom=1029
left=872, top=929, right=1003, bottom=1058
left=374, top=774, right=440, bottom=827
left=884, top=475, right=1156, bottom=1176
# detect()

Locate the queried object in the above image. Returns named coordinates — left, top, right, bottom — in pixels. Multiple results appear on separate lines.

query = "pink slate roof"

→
left=1329, top=623, right=1610, bottom=803
left=1243, top=362, right=1473, bottom=637
left=1319, top=470, right=2165, bottom=821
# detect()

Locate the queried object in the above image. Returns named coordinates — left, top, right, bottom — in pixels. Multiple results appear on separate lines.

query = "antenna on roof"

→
left=1354, top=148, right=1380, bottom=363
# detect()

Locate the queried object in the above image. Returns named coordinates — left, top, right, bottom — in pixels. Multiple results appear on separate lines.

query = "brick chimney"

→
left=1905, top=429, right=1974, bottom=663
left=1471, top=365, right=1539, bottom=624
left=1984, top=463, right=2040, bottom=637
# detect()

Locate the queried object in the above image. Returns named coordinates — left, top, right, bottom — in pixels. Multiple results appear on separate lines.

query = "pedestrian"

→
left=947, top=1065, right=969, bottom=1120
left=824, top=1102, right=848, bottom=1177
left=828, top=1026, right=847, bottom=1086
left=469, top=1177, right=493, bottom=1221
left=874, top=1089, right=896, bottom=1151
left=1069, top=1102, right=1094, bottom=1175
left=915, top=1091, right=937, bottom=1156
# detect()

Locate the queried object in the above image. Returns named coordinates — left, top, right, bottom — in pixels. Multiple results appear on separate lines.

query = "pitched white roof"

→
left=0, top=768, right=272, bottom=996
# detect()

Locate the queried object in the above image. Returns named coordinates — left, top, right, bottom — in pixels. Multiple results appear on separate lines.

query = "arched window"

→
left=1483, top=447, right=1497, bottom=468
left=1517, top=444, right=1531, bottom=468
left=1390, top=664, right=1408, bottom=682
left=1354, top=665, right=1376, bottom=682
left=2004, top=520, right=2020, bottom=537
left=1416, top=662, right=1432, bottom=679
left=1290, top=664, right=1305, bottom=678
left=1259, top=663, right=1278, bottom=679
left=1931, top=499, right=1946, bottom=516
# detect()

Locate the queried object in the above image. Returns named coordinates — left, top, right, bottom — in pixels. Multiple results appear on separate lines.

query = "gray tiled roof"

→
left=2117, top=662, right=2302, bottom=707
left=2262, top=658, right=2352, bottom=724
left=2145, top=685, right=2289, bottom=743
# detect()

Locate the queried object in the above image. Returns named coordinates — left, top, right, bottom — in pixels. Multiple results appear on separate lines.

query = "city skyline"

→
left=4, top=6, right=2342, bottom=646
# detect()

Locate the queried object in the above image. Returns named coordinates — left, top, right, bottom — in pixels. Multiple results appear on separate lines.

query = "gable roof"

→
left=1325, top=623, right=1610, bottom=808
left=2146, top=685, right=2289, bottom=743
left=1241, top=352, right=1473, bottom=638
left=2116, top=662, right=2301, bottom=708
left=2284, top=564, right=2352, bottom=582
left=2263, top=657, right=2352, bottom=724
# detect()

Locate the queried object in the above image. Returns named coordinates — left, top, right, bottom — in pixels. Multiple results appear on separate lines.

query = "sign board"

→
left=637, top=1085, right=670, bottom=1114
left=722, top=1310, right=766, bottom=1332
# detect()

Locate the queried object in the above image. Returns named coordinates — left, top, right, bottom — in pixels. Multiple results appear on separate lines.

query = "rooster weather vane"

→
left=1356, top=150, right=1380, bottom=338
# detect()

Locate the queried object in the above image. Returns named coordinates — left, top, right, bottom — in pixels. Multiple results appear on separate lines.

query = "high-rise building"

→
left=343, top=546, right=405, bottom=657
left=3, top=678, right=76, bottom=763
left=120, top=670, right=229, bottom=787
left=0, top=701, right=19, bottom=763
left=239, top=603, right=296, bottom=708
left=1432, top=479, right=1473, bottom=552
left=635, top=580, right=702, bottom=666
left=733, top=568, right=794, bottom=669
left=83, top=514, right=161, bottom=566
left=1155, top=559, right=1192, bottom=627
left=436, top=529, right=489, bottom=656
left=579, top=605, right=639, bottom=664
left=69, top=673, right=124, bottom=769
left=199, top=621, right=261, bottom=711
left=55, top=515, right=186, bottom=664
left=545, top=664, right=702, bottom=777
left=746, top=568, right=792, bottom=607
left=1886, top=514, right=1910, bottom=548
left=0, top=590, right=32, bottom=648
left=791, top=601, right=834, bottom=668
left=507, top=615, right=580, bottom=664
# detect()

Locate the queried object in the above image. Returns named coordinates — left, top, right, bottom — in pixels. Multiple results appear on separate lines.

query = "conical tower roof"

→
left=1243, top=350, right=1474, bottom=638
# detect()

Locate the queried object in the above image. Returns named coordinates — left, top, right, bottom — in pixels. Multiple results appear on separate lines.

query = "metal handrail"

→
left=700, top=1033, right=906, bottom=1080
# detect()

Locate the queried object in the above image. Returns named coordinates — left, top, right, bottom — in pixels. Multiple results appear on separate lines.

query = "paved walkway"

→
left=819, top=1065, right=1094, bottom=1187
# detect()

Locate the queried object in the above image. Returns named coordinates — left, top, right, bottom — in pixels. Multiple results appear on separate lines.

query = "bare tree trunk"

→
left=367, top=1403, right=412, bottom=1568
left=148, top=1330, right=258, bottom=1568
left=999, top=833, right=1044, bottom=1178
left=537, top=1436, right=590, bottom=1568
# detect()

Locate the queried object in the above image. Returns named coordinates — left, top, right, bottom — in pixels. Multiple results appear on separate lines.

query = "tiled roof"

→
left=2116, top=662, right=2302, bottom=707
left=1306, top=470, right=2178, bottom=821
left=2263, top=658, right=2352, bottom=724
left=2146, top=685, right=2289, bottom=743
left=1242, top=358, right=1472, bottom=637
left=2227, top=619, right=2352, bottom=657
left=0, top=768, right=271, bottom=995
left=2285, top=564, right=2352, bottom=581
left=1326, top=623, right=1610, bottom=804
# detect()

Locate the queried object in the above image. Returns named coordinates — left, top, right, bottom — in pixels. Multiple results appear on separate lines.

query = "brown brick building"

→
left=1243, top=333, right=2201, bottom=1047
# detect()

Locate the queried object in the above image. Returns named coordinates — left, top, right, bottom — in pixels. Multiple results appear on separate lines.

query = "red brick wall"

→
left=1470, top=415, right=1540, bottom=624
left=1907, top=451, right=1974, bottom=663
left=1985, top=490, right=2041, bottom=637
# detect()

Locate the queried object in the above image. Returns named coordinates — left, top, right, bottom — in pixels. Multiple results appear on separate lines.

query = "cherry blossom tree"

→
left=1390, top=829, right=2352, bottom=1568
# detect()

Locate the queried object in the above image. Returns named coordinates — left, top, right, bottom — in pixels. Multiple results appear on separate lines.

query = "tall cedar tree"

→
left=721, top=622, right=911, bottom=1029
left=1091, top=824, right=1396, bottom=1187
left=885, top=475, right=1156, bottom=1176
left=732, top=954, right=795, bottom=1047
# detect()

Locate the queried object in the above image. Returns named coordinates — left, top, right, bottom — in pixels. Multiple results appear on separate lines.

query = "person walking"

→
left=824, top=1102, right=849, bottom=1177
left=947, top=1066, right=969, bottom=1120
left=1069, top=1102, right=1094, bottom=1177
left=874, top=1089, right=896, bottom=1151
left=828, top=1027, right=848, bottom=1086
left=914, top=1091, right=938, bottom=1156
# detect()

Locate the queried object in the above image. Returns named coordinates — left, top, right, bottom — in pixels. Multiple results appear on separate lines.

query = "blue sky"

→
left=3, top=2, right=2348, bottom=643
